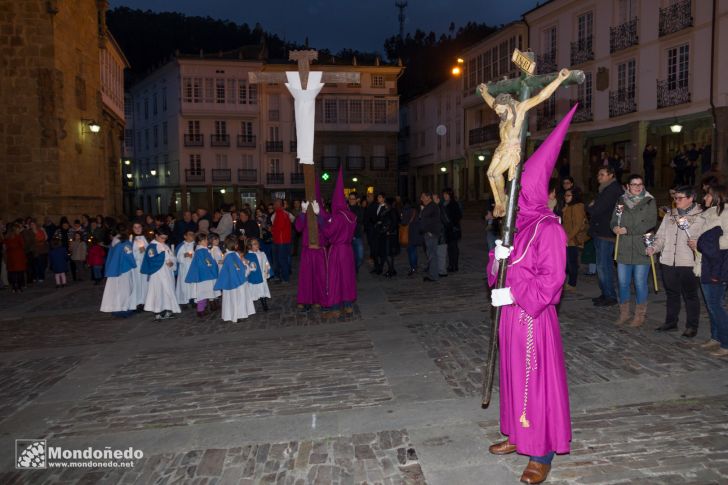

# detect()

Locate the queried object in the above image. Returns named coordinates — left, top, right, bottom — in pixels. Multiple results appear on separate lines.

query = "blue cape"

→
left=244, top=253, right=264, bottom=284
left=185, top=247, right=219, bottom=283
left=105, top=241, right=137, bottom=277
left=213, top=252, right=246, bottom=291
left=140, top=242, right=165, bottom=275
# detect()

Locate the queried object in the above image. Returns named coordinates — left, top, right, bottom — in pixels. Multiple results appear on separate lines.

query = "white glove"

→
left=491, top=287, right=514, bottom=307
left=312, top=200, right=320, bottom=215
left=494, top=239, right=512, bottom=261
left=301, top=201, right=309, bottom=212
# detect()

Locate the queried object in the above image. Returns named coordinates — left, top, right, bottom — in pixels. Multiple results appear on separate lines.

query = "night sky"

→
left=111, top=0, right=542, bottom=53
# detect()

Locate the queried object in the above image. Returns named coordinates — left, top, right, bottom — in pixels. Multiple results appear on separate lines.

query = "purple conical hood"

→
left=331, top=168, right=347, bottom=211
left=517, top=104, right=577, bottom=228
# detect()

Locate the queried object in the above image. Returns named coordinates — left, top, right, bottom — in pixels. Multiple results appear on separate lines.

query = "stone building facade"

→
left=0, top=0, right=128, bottom=221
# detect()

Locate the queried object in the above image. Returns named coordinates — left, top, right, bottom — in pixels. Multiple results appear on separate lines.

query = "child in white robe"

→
left=100, top=227, right=136, bottom=318
left=129, top=222, right=149, bottom=309
left=186, top=233, right=220, bottom=318
left=175, top=229, right=196, bottom=306
left=245, top=237, right=271, bottom=311
left=214, top=236, right=256, bottom=323
left=141, top=227, right=181, bottom=321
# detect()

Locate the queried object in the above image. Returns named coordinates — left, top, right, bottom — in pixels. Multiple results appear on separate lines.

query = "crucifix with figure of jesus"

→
left=249, top=50, right=360, bottom=248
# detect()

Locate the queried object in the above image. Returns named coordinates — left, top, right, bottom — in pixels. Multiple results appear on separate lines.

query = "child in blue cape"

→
left=214, top=236, right=256, bottom=323
left=185, top=233, right=220, bottom=318
left=141, top=226, right=180, bottom=321
left=245, top=237, right=271, bottom=311
left=100, top=227, right=137, bottom=318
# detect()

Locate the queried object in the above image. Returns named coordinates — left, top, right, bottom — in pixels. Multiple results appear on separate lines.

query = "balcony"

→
left=185, top=169, right=205, bottom=183
left=237, top=134, right=256, bottom=148
left=346, top=156, right=366, bottom=170
left=536, top=51, right=557, bottom=75
left=321, top=156, right=340, bottom=170
left=183, top=134, right=204, bottom=147
left=211, top=168, right=231, bottom=182
left=370, top=156, right=388, bottom=170
left=609, top=89, right=637, bottom=118
left=290, top=141, right=297, bottom=152
left=210, top=134, right=230, bottom=147
left=659, top=0, right=692, bottom=37
left=569, top=99, right=593, bottom=123
left=610, top=18, right=639, bottom=53
left=468, top=124, right=499, bottom=146
left=266, top=172, right=284, bottom=185
left=290, top=172, right=305, bottom=184
left=238, top=168, right=258, bottom=183
left=657, top=80, right=691, bottom=109
left=266, top=140, right=283, bottom=152
left=570, top=36, right=594, bottom=65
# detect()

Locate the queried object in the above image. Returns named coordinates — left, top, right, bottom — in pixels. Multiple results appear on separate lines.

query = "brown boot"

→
left=488, top=439, right=517, bottom=455
left=630, top=303, right=647, bottom=327
left=520, top=461, right=551, bottom=484
left=615, top=302, right=631, bottom=325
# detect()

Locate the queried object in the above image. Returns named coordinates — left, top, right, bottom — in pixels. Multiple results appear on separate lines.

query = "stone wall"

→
left=0, top=0, right=122, bottom=222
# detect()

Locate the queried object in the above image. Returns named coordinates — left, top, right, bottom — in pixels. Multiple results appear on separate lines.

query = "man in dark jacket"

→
left=587, top=166, right=623, bottom=306
left=363, top=193, right=378, bottom=262
left=419, top=192, right=441, bottom=282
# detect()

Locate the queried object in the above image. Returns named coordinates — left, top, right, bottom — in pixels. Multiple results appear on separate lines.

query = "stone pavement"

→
left=0, top=218, right=727, bottom=484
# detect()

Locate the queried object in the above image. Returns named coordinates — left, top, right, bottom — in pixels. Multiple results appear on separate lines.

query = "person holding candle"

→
left=610, top=174, right=657, bottom=326
left=175, top=229, right=196, bottom=307
left=129, top=222, right=149, bottom=310
left=646, top=185, right=705, bottom=337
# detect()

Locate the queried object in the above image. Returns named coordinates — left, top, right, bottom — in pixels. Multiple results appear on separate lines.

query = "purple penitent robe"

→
left=487, top=104, right=578, bottom=457
left=295, top=213, right=327, bottom=306
left=321, top=208, right=357, bottom=308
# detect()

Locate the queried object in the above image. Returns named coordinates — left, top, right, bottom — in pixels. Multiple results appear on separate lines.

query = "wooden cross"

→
left=249, top=50, right=360, bottom=248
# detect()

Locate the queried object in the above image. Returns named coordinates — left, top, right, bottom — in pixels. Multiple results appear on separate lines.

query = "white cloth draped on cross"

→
left=284, top=71, right=324, bottom=165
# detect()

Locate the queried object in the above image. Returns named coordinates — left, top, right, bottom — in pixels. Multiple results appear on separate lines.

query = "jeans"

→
left=424, top=234, right=439, bottom=280
left=566, top=246, right=579, bottom=286
left=92, top=265, right=103, bottom=281
left=617, top=263, right=650, bottom=304
left=661, top=264, right=700, bottom=328
left=593, top=238, right=616, bottom=299
left=701, top=283, right=728, bottom=348
left=407, top=244, right=419, bottom=271
left=437, top=243, right=447, bottom=275
left=34, top=253, right=48, bottom=281
left=273, top=243, right=291, bottom=282
left=352, top=237, right=364, bottom=273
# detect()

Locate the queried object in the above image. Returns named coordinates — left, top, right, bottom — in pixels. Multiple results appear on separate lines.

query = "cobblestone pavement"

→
left=0, top=218, right=726, bottom=484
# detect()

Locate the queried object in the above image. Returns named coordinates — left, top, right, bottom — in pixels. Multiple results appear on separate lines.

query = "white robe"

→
left=130, top=235, right=149, bottom=306
left=100, top=271, right=134, bottom=312
left=220, top=253, right=256, bottom=322
left=175, top=241, right=196, bottom=305
left=247, top=250, right=271, bottom=301
left=190, top=247, right=220, bottom=302
left=144, top=241, right=181, bottom=314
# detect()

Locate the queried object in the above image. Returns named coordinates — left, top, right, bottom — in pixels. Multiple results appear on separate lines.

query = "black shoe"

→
left=261, top=298, right=269, bottom=311
left=407, top=268, right=416, bottom=276
left=439, top=273, right=448, bottom=278
left=423, top=277, right=436, bottom=282
left=592, top=295, right=606, bottom=304
left=682, top=327, right=698, bottom=338
left=655, top=323, right=678, bottom=332
left=595, top=298, right=617, bottom=307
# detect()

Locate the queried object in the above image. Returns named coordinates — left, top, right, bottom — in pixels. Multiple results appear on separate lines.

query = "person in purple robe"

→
left=486, top=105, right=577, bottom=484
left=320, top=169, right=358, bottom=318
left=295, top=180, right=328, bottom=311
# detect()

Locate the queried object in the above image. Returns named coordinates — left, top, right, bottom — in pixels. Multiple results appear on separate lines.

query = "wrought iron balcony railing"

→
left=569, top=99, right=593, bottom=123
left=570, top=36, right=594, bottom=65
left=657, top=79, right=691, bottom=109
left=321, top=156, right=340, bottom=170
left=237, top=168, right=257, bottom=183
left=610, top=18, right=639, bottom=53
left=346, top=156, right=366, bottom=170
left=266, top=173, right=284, bottom=185
left=659, top=0, right=692, bottom=37
left=290, top=172, right=305, bottom=184
left=184, top=169, right=205, bottom=182
left=237, top=135, right=256, bottom=148
left=265, top=140, right=283, bottom=152
left=370, top=156, right=388, bottom=170
left=536, top=51, right=557, bottom=75
left=183, top=134, right=204, bottom=147
left=609, top=89, right=637, bottom=118
left=468, top=124, right=499, bottom=146
left=211, top=168, right=231, bottom=182
left=210, top=134, right=230, bottom=147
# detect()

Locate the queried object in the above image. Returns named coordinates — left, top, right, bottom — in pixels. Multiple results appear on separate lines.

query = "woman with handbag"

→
left=561, top=189, right=588, bottom=290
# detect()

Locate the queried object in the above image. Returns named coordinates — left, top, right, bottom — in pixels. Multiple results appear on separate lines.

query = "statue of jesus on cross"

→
left=477, top=68, right=571, bottom=218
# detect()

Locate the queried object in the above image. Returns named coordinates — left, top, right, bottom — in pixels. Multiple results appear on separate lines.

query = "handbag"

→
left=398, top=224, right=409, bottom=247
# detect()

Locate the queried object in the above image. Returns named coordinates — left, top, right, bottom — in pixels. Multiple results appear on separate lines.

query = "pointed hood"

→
left=517, top=104, right=577, bottom=230
left=331, top=168, right=347, bottom=211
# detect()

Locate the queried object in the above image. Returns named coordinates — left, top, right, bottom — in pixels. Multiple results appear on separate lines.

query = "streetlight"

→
left=352, top=177, right=359, bottom=182
left=125, top=173, right=132, bottom=179
left=150, top=169, right=157, bottom=176
left=451, top=66, right=461, bottom=76
left=220, top=189, right=226, bottom=194
left=670, top=122, right=683, bottom=133
left=82, top=119, right=101, bottom=134
left=478, top=154, right=485, bottom=161
left=440, top=166, right=448, bottom=173
left=124, top=159, right=131, bottom=166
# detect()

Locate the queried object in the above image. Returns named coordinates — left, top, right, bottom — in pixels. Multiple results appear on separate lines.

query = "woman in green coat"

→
left=611, top=174, right=657, bottom=326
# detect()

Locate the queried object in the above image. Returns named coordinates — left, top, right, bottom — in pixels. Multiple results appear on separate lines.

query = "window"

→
left=362, top=99, right=372, bottom=124
left=227, top=79, right=236, bottom=103
left=136, top=130, right=141, bottom=149
left=269, top=158, right=281, bottom=173
left=214, top=121, right=227, bottom=135
left=204, top=78, right=214, bottom=103
left=124, top=129, right=133, bottom=147
left=193, top=78, right=202, bottom=103
left=268, top=94, right=280, bottom=121
left=491, top=46, right=499, bottom=78
left=215, top=79, right=225, bottom=104
left=189, top=154, right=202, bottom=173
left=468, top=58, right=476, bottom=90
left=350, top=99, right=362, bottom=123
left=499, top=40, right=509, bottom=76
left=248, top=84, right=258, bottom=104
left=162, top=121, right=168, bottom=145
left=545, top=26, right=557, bottom=54
left=618, top=0, right=637, bottom=23
left=152, top=93, right=158, bottom=116
left=577, top=11, right=594, bottom=48
left=241, top=154, right=254, bottom=169
left=338, top=99, right=349, bottom=123
left=144, top=129, right=149, bottom=150
left=183, top=78, right=192, bottom=103
left=187, top=120, right=200, bottom=135
left=371, top=75, right=385, bottom=88
left=215, top=153, right=228, bottom=169
left=240, top=121, right=253, bottom=138
left=153, top=125, right=158, bottom=148
left=617, top=58, right=636, bottom=96
left=667, top=44, right=689, bottom=90
left=162, top=87, right=167, bottom=111
left=483, top=50, right=491, bottom=83
left=269, top=126, right=279, bottom=141
left=578, top=71, right=593, bottom=110
left=324, top=99, right=338, bottom=123
left=374, top=100, right=386, bottom=124
left=238, top=80, right=248, bottom=104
